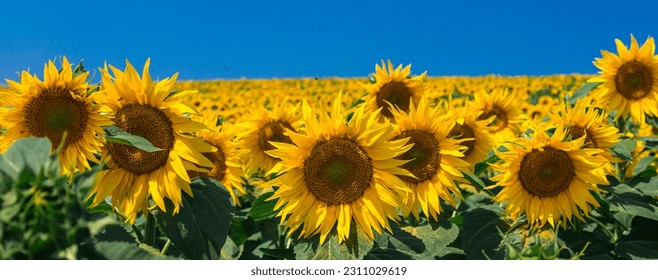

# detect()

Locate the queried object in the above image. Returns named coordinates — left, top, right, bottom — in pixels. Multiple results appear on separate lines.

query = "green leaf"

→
left=461, top=171, right=488, bottom=191
left=0, top=138, right=52, bottom=180
left=610, top=138, right=637, bottom=161
left=630, top=156, right=655, bottom=177
left=635, top=177, right=658, bottom=197
left=72, top=60, right=87, bottom=78
left=567, top=82, right=602, bottom=104
left=614, top=241, right=658, bottom=259
left=156, top=177, right=234, bottom=259
left=294, top=225, right=374, bottom=260
left=220, top=238, right=243, bottom=260
left=248, top=192, right=279, bottom=221
left=374, top=219, right=461, bottom=259
left=462, top=206, right=506, bottom=259
left=609, top=189, right=658, bottom=221
left=228, top=217, right=250, bottom=246
left=103, top=126, right=163, bottom=152
left=260, top=248, right=295, bottom=260
left=94, top=241, right=176, bottom=260
left=474, top=155, right=499, bottom=176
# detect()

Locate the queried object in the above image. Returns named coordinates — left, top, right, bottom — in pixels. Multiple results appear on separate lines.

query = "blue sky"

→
left=1, top=0, right=656, bottom=82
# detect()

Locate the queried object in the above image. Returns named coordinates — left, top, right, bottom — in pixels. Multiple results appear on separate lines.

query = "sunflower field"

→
left=1, top=35, right=657, bottom=260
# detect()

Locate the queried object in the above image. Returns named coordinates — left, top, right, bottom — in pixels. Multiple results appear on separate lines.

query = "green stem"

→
left=588, top=215, right=616, bottom=243
left=161, top=239, right=172, bottom=255
left=145, top=211, right=156, bottom=246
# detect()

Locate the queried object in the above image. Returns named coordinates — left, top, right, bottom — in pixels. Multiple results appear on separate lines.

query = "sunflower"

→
left=235, top=99, right=303, bottom=174
left=444, top=98, right=495, bottom=167
left=472, top=88, right=526, bottom=143
left=189, top=112, right=247, bottom=206
left=0, top=57, right=111, bottom=175
left=265, top=94, right=413, bottom=244
left=550, top=98, right=621, bottom=173
left=490, top=125, right=609, bottom=228
left=389, top=96, right=469, bottom=220
left=362, top=60, right=427, bottom=120
left=589, top=35, right=658, bottom=124
left=88, top=59, right=214, bottom=223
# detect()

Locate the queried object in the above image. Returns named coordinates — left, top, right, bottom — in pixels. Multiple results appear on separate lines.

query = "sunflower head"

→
left=491, top=125, right=609, bottom=228
left=362, top=60, right=427, bottom=120
left=190, top=112, right=247, bottom=206
left=265, top=93, right=413, bottom=244
left=89, top=59, right=214, bottom=223
left=472, top=88, right=526, bottom=143
left=0, top=56, right=111, bottom=175
left=443, top=98, right=495, bottom=167
left=388, top=96, right=468, bottom=220
left=589, top=34, right=658, bottom=123
left=236, top=99, right=303, bottom=174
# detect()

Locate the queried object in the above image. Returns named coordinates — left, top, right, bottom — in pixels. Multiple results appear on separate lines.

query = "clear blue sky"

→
left=1, top=0, right=656, bottom=83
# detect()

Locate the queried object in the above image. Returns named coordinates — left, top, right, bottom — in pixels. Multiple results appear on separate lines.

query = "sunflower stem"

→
left=587, top=215, right=616, bottom=243
left=145, top=211, right=156, bottom=246
left=161, top=239, right=172, bottom=255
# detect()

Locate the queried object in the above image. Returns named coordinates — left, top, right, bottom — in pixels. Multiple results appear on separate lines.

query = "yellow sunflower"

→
left=235, top=99, right=303, bottom=174
left=266, top=94, right=413, bottom=244
left=490, top=125, right=609, bottom=228
left=0, top=57, right=111, bottom=174
left=472, top=88, right=526, bottom=143
left=362, top=60, right=427, bottom=120
left=589, top=35, right=658, bottom=124
left=444, top=98, right=495, bottom=167
left=389, top=96, right=469, bottom=220
left=550, top=98, right=621, bottom=173
left=89, top=59, right=214, bottom=223
left=189, top=112, right=247, bottom=206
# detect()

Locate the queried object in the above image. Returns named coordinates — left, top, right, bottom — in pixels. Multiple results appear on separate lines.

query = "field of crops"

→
left=1, top=35, right=657, bottom=260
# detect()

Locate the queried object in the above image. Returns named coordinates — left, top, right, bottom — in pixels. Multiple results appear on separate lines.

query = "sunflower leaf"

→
left=461, top=171, right=488, bottom=191
left=248, top=192, right=279, bottom=221
left=610, top=137, right=637, bottom=161
left=609, top=188, right=658, bottom=222
left=293, top=225, right=373, bottom=260
left=462, top=205, right=506, bottom=259
left=156, top=177, right=234, bottom=260
left=0, top=137, right=52, bottom=182
left=566, top=82, right=602, bottom=104
left=474, top=155, right=500, bottom=176
left=103, top=126, right=163, bottom=152
left=373, top=219, right=462, bottom=259
left=93, top=241, right=177, bottom=260
left=614, top=241, right=658, bottom=259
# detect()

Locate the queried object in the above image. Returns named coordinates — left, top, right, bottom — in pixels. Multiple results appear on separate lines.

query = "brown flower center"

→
left=615, top=61, right=654, bottom=100
left=24, top=86, right=88, bottom=148
left=478, top=105, right=509, bottom=133
left=189, top=149, right=227, bottom=182
left=567, top=126, right=598, bottom=148
left=393, top=129, right=441, bottom=184
left=376, top=81, right=412, bottom=118
left=304, top=138, right=373, bottom=205
left=258, top=120, right=294, bottom=153
left=519, top=147, right=575, bottom=197
left=448, top=123, right=476, bottom=157
left=107, top=104, right=174, bottom=175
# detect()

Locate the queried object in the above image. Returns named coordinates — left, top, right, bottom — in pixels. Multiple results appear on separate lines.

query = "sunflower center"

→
left=258, top=120, right=294, bottom=153
left=478, top=105, right=508, bottom=133
left=448, top=123, right=476, bottom=157
left=615, top=61, right=654, bottom=100
left=376, top=81, right=412, bottom=118
left=393, top=129, right=440, bottom=184
left=25, top=87, right=88, bottom=148
left=107, top=104, right=174, bottom=175
left=304, top=138, right=373, bottom=205
left=567, top=126, right=598, bottom=148
left=519, top=147, right=575, bottom=197
left=189, top=150, right=227, bottom=181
